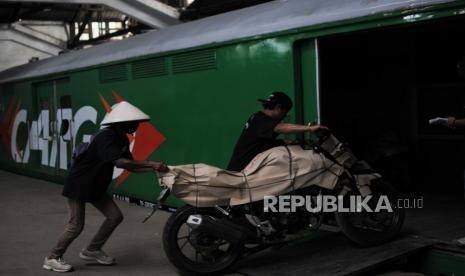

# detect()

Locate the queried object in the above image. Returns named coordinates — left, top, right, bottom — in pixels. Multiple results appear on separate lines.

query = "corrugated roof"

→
left=0, top=0, right=456, bottom=83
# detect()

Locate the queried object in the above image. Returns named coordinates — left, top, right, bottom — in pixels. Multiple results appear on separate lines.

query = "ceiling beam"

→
left=18, top=4, right=55, bottom=19
left=1, top=0, right=180, bottom=28
left=71, top=25, right=142, bottom=48
left=9, top=22, right=67, bottom=48
left=71, top=9, right=93, bottom=45
left=0, top=26, right=64, bottom=56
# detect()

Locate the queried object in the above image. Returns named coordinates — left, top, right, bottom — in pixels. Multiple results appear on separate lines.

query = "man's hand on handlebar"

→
left=274, top=123, right=330, bottom=134
left=309, top=124, right=329, bottom=133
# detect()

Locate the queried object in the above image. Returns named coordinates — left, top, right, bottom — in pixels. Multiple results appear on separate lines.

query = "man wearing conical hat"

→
left=43, top=101, right=167, bottom=272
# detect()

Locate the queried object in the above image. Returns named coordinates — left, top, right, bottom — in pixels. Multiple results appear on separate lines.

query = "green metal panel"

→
left=294, top=39, right=320, bottom=139
left=100, top=38, right=298, bottom=205
left=416, top=249, right=465, bottom=275
left=35, top=81, right=56, bottom=176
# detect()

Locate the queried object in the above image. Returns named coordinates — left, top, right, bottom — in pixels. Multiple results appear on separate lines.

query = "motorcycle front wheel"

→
left=335, top=179, right=405, bottom=246
left=162, top=205, right=243, bottom=275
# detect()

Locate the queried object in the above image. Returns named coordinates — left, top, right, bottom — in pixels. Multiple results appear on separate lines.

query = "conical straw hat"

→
left=100, top=101, right=150, bottom=125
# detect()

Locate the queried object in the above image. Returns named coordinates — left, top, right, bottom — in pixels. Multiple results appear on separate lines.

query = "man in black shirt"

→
left=228, top=92, right=326, bottom=171
left=43, top=101, right=168, bottom=272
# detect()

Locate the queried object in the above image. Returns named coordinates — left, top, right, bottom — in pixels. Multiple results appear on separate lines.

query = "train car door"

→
left=295, top=39, right=320, bottom=137
left=33, top=78, right=71, bottom=177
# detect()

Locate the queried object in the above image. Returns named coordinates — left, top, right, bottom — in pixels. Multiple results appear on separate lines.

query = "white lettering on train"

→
left=11, top=106, right=97, bottom=169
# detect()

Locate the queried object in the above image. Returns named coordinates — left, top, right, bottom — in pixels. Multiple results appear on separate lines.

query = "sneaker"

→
left=79, top=248, right=115, bottom=265
left=42, top=257, right=73, bottom=272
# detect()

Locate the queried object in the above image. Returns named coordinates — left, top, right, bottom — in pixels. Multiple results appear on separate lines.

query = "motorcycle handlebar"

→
left=314, top=128, right=331, bottom=138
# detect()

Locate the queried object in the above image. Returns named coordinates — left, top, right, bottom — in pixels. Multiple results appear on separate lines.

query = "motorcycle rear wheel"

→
left=163, top=205, right=243, bottom=275
left=335, top=179, right=405, bottom=246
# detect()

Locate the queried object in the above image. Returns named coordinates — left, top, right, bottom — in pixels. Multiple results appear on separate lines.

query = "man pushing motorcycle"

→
left=227, top=91, right=328, bottom=171
left=43, top=101, right=168, bottom=273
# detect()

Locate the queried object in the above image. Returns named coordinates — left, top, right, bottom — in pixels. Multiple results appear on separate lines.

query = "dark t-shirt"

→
left=62, top=127, right=133, bottom=202
left=227, top=111, right=284, bottom=171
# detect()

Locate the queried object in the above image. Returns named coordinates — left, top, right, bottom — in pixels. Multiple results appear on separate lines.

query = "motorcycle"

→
left=146, top=130, right=405, bottom=275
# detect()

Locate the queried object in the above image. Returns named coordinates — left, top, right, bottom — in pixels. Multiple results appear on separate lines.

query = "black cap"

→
left=258, top=92, right=293, bottom=110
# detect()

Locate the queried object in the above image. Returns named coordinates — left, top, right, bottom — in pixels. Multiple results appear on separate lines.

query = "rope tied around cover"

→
left=242, top=171, right=254, bottom=204
left=284, top=145, right=297, bottom=193
left=193, top=164, right=199, bottom=208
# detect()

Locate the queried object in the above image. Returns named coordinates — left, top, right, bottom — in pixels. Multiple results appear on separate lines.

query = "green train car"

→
left=1, top=0, right=465, bottom=207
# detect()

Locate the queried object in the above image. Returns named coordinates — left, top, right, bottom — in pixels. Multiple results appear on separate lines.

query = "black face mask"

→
left=114, top=121, right=139, bottom=134
left=125, top=122, right=140, bottom=133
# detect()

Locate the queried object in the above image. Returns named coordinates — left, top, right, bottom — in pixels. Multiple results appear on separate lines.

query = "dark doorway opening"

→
left=319, top=15, right=465, bottom=194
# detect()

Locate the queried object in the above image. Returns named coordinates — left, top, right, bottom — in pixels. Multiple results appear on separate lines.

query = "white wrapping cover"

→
left=159, top=146, right=344, bottom=207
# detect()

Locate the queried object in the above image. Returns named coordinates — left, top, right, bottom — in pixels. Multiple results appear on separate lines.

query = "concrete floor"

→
left=2, top=169, right=465, bottom=275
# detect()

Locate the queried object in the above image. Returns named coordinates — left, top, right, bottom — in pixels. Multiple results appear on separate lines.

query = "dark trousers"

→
left=49, top=195, right=123, bottom=259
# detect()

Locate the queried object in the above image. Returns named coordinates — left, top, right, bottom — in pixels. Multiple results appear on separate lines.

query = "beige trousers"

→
left=49, top=195, right=123, bottom=259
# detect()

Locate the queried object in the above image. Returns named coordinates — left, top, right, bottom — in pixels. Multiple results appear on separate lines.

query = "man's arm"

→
left=113, top=158, right=168, bottom=172
left=274, top=123, right=326, bottom=134
left=448, top=117, right=465, bottom=128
